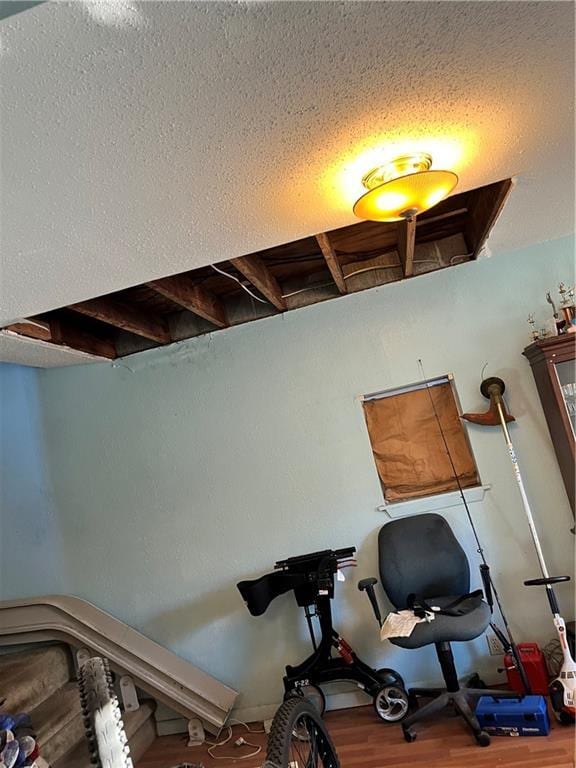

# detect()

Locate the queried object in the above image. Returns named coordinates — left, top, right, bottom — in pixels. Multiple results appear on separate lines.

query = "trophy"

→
left=527, top=313, right=540, bottom=342
left=558, top=283, right=576, bottom=333
left=546, top=292, right=562, bottom=335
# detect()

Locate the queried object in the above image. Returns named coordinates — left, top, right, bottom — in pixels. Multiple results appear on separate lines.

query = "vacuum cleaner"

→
left=463, top=376, right=576, bottom=723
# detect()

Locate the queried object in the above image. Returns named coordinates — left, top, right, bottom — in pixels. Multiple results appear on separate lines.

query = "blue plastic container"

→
left=475, top=695, right=550, bottom=736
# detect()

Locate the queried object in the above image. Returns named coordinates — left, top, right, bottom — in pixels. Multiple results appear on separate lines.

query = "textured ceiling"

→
left=1, top=0, right=574, bottom=330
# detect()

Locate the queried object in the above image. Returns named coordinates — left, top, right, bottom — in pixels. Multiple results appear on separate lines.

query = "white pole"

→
left=493, top=398, right=550, bottom=580
left=491, top=386, right=576, bottom=711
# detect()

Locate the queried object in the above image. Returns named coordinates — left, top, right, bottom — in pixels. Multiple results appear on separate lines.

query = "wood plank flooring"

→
left=137, top=705, right=575, bottom=768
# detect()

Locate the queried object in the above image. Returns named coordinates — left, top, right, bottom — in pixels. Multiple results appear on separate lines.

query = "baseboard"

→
left=231, top=702, right=281, bottom=725
left=156, top=717, right=190, bottom=736
left=231, top=686, right=374, bottom=725
left=160, top=670, right=506, bottom=734
left=232, top=668, right=505, bottom=725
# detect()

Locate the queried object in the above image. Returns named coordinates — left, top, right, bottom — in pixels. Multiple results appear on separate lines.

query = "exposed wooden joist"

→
left=147, top=276, right=228, bottom=328
left=12, top=179, right=510, bottom=362
left=417, top=207, right=468, bottom=227
left=4, top=319, right=51, bottom=341
left=228, top=255, right=286, bottom=311
left=49, top=318, right=117, bottom=359
left=465, top=179, right=514, bottom=257
left=69, top=297, right=171, bottom=344
left=397, top=218, right=416, bottom=277
left=315, top=232, right=347, bottom=294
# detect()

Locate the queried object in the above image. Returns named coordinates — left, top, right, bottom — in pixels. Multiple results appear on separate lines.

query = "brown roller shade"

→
left=362, top=382, right=480, bottom=502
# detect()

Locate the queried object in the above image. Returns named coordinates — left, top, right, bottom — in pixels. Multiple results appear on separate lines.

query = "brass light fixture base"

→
left=353, top=152, right=458, bottom=223
left=361, top=153, right=433, bottom=190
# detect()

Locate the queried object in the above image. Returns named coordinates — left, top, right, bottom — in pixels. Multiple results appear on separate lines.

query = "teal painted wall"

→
left=0, top=364, right=64, bottom=596
left=1, top=236, right=574, bottom=716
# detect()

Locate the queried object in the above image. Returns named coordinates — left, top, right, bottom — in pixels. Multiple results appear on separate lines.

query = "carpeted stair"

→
left=0, top=644, right=156, bottom=766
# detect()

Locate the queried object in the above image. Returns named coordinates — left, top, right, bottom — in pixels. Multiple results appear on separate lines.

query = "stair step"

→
left=125, top=705, right=158, bottom=766
left=54, top=701, right=156, bottom=768
left=0, top=645, right=72, bottom=712
left=32, top=682, right=84, bottom=765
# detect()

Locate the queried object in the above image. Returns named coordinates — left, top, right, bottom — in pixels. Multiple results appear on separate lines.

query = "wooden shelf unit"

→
left=523, top=334, right=576, bottom=520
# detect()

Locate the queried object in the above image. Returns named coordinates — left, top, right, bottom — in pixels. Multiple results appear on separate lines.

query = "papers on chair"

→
left=380, top=609, right=435, bottom=640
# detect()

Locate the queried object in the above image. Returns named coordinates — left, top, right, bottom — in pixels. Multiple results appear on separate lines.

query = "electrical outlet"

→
left=486, top=632, right=504, bottom=656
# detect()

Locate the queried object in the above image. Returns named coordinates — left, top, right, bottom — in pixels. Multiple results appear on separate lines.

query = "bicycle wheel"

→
left=285, top=684, right=326, bottom=716
left=78, top=657, right=133, bottom=768
left=265, top=697, right=340, bottom=768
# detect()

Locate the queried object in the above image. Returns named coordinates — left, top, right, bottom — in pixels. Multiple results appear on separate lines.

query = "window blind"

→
left=362, top=381, right=480, bottom=502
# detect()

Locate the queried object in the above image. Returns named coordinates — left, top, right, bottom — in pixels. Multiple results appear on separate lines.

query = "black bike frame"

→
left=283, top=592, right=388, bottom=697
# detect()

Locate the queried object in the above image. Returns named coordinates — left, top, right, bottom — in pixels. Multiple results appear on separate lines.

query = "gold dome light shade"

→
left=353, top=153, right=458, bottom=223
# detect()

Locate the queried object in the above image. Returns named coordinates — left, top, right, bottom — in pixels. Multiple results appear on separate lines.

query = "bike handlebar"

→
left=524, top=575, right=571, bottom=586
left=274, top=547, right=356, bottom=572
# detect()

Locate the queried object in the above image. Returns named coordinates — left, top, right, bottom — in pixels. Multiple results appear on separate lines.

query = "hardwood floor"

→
left=137, top=705, right=575, bottom=768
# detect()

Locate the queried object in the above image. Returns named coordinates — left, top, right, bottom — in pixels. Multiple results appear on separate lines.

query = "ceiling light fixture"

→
left=352, top=152, right=458, bottom=222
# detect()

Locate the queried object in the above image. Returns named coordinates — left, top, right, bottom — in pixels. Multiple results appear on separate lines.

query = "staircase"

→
left=0, top=643, right=157, bottom=766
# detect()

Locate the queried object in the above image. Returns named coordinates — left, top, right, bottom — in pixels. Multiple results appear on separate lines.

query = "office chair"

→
left=363, top=513, right=516, bottom=746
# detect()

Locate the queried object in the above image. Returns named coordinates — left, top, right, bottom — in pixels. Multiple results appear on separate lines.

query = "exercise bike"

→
left=237, top=547, right=410, bottom=722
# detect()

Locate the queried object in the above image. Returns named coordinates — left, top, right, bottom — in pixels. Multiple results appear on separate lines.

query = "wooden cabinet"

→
left=523, top=335, right=576, bottom=520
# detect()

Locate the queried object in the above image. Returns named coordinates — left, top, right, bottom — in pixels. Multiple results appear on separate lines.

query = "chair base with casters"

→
left=401, top=641, right=518, bottom=746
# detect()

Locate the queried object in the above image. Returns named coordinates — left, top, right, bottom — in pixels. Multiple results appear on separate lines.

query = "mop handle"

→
left=492, top=393, right=550, bottom=581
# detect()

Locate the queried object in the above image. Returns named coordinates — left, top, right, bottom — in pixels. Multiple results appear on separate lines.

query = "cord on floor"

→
left=205, top=718, right=265, bottom=761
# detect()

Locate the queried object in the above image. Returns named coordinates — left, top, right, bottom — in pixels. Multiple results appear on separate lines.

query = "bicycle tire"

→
left=78, top=657, right=133, bottom=768
left=284, top=683, right=326, bottom=716
left=265, top=696, right=340, bottom=768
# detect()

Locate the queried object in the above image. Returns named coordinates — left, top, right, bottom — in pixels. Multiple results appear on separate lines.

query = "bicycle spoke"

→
left=266, top=698, right=340, bottom=768
left=290, top=717, right=307, bottom=765
left=310, top=723, right=319, bottom=766
left=290, top=715, right=332, bottom=768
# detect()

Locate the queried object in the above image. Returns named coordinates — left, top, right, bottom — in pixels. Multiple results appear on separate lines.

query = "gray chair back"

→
left=378, top=513, right=470, bottom=609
